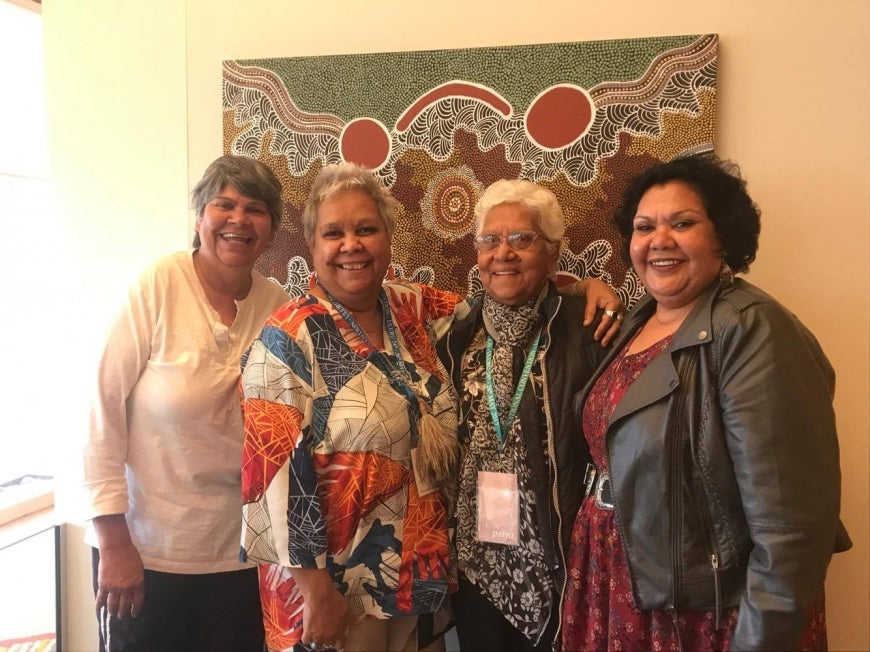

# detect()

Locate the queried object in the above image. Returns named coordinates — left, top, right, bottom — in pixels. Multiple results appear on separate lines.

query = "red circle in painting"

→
left=525, top=85, right=594, bottom=150
left=340, top=118, right=391, bottom=170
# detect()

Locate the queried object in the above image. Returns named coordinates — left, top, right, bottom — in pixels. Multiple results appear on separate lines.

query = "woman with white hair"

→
left=437, top=179, right=615, bottom=652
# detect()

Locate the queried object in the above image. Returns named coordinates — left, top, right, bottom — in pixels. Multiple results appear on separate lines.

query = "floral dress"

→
left=561, top=336, right=827, bottom=652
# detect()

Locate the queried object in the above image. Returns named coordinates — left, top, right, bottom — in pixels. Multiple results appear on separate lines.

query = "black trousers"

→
left=452, top=574, right=558, bottom=652
left=91, top=548, right=264, bottom=652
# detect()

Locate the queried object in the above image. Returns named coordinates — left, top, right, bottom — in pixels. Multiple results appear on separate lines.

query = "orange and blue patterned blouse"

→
left=239, top=281, right=460, bottom=651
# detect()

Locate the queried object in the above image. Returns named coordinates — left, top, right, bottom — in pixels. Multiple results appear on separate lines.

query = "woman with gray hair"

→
left=84, top=155, right=289, bottom=651
left=240, top=162, right=463, bottom=652
left=437, top=179, right=615, bottom=652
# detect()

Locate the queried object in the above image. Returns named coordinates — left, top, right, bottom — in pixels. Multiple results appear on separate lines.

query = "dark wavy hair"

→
left=612, top=153, right=761, bottom=274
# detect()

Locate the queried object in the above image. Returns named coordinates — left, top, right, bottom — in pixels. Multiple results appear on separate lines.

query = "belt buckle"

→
left=583, top=463, right=597, bottom=499
left=594, top=471, right=615, bottom=510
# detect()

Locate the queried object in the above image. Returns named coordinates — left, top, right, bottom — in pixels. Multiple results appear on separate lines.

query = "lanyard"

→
left=320, top=285, right=415, bottom=394
left=485, top=329, right=542, bottom=449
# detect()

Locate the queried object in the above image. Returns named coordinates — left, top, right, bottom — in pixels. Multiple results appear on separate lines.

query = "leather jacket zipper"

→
left=669, top=351, right=693, bottom=640
left=711, top=552, right=722, bottom=629
left=677, top=347, right=723, bottom=630
left=670, top=414, right=684, bottom=616
left=692, top=480, right=722, bottom=628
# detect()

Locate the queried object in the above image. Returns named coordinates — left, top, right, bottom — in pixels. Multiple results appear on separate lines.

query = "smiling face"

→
left=477, top=202, right=558, bottom=307
left=630, top=181, right=724, bottom=311
left=195, top=185, right=274, bottom=271
left=310, top=189, right=392, bottom=311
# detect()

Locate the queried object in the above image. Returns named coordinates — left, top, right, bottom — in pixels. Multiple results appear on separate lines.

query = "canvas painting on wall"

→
left=222, top=33, right=717, bottom=305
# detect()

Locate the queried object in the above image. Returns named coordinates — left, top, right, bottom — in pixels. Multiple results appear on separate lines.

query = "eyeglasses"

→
left=473, top=230, right=546, bottom=252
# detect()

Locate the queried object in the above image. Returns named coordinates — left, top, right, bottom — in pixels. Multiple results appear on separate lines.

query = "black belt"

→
left=583, top=463, right=614, bottom=510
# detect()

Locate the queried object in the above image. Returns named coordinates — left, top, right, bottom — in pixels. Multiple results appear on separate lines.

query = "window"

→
left=0, top=0, right=55, bottom=520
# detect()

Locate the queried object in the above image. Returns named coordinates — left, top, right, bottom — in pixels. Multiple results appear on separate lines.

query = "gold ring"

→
left=616, top=313, right=625, bottom=322
left=604, top=309, right=617, bottom=318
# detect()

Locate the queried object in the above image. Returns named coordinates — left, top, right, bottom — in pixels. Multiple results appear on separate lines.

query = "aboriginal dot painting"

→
left=223, top=34, right=717, bottom=305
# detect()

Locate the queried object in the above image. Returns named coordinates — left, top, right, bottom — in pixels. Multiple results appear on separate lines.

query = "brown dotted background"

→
left=222, top=35, right=718, bottom=305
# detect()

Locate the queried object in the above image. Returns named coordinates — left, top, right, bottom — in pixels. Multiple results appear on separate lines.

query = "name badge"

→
left=477, top=471, right=519, bottom=546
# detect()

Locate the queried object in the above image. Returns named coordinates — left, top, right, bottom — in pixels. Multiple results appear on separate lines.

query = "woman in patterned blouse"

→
left=239, top=162, right=467, bottom=652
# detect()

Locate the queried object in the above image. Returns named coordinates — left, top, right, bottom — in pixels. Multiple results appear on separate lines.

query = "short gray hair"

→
left=191, top=156, right=283, bottom=247
left=302, top=163, right=399, bottom=246
left=474, top=179, right=566, bottom=254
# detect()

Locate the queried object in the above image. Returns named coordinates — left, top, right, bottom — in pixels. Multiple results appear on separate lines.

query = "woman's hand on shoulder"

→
left=568, top=278, right=625, bottom=345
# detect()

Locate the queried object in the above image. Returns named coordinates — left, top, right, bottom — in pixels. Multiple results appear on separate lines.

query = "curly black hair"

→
left=612, top=153, right=761, bottom=274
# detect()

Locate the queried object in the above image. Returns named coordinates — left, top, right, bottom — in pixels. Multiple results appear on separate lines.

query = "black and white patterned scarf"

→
left=482, top=293, right=543, bottom=422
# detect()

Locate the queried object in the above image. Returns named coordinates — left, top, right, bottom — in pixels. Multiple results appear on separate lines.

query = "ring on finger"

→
left=604, top=309, right=617, bottom=318
left=616, top=313, right=625, bottom=322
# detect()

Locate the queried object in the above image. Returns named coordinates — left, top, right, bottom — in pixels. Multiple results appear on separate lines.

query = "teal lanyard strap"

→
left=320, top=284, right=413, bottom=389
left=485, top=329, right=542, bottom=449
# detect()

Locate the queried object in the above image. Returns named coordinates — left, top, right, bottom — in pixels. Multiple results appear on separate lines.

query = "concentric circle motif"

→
left=420, top=166, right=484, bottom=239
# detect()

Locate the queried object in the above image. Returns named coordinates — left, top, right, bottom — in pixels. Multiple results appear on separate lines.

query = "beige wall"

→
left=43, top=1, right=868, bottom=650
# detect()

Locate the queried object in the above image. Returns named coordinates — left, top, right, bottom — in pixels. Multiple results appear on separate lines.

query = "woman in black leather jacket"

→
left=561, top=154, right=849, bottom=652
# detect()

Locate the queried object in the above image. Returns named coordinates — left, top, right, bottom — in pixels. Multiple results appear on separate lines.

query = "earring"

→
left=719, top=260, right=734, bottom=285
